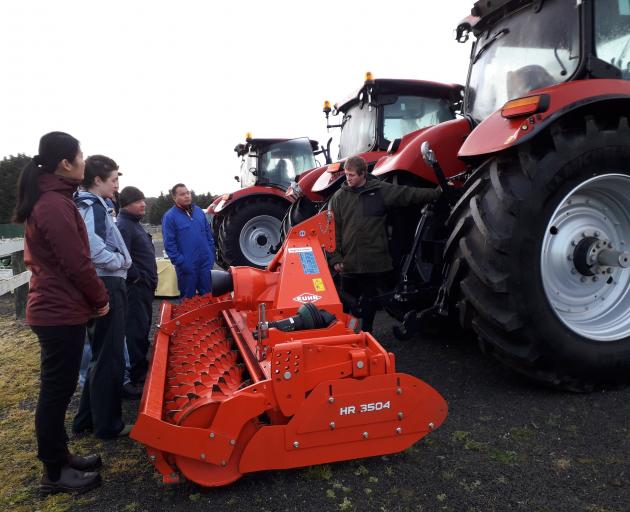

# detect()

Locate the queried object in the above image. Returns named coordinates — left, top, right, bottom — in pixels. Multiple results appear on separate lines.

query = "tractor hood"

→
left=210, top=185, right=293, bottom=214
left=373, top=118, right=472, bottom=183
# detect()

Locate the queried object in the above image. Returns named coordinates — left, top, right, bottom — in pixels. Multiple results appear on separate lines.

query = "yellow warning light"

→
left=245, top=132, right=253, bottom=141
left=364, top=71, right=374, bottom=82
left=323, top=100, right=331, bottom=113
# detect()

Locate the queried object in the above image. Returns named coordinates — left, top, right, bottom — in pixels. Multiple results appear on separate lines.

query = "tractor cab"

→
left=456, top=0, right=630, bottom=124
left=326, top=75, right=463, bottom=161
left=281, top=76, right=463, bottom=241
left=304, top=75, right=464, bottom=197
left=234, top=137, right=318, bottom=190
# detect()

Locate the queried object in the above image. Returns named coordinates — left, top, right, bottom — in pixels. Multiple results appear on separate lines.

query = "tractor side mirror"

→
left=234, top=176, right=240, bottom=182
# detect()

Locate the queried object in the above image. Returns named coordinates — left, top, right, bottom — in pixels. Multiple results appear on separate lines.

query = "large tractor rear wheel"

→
left=280, top=197, right=320, bottom=240
left=445, top=110, right=630, bottom=389
left=219, top=197, right=287, bottom=268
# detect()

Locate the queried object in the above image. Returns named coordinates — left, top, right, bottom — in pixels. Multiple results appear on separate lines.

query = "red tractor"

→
left=370, top=0, right=630, bottom=389
left=283, top=75, right=464, bottom=231
left=208, top=136, right=328, bottom=268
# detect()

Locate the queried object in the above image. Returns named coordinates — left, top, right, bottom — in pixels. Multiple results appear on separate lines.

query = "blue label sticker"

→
left=299, top=251, right=320, bottom=275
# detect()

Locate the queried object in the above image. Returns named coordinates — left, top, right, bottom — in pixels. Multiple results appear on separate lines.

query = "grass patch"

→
left=489, top=448, right=518, bottom=464
left=353, top=464, right=369, bottom=476
left=306, top=463, right=333, bottom=481
left=509, top=426, right=536, bottom=442
left=451, top=428, right=521, bottom=465
left=0, top=316, right=105, bottom=512
left=451, top=430, right=470, bottom=443
left=0, top=316, right=45, bottom=512
left=338, top=496, right=353, bottom=511
left=464, top=439, right=486, bottom=452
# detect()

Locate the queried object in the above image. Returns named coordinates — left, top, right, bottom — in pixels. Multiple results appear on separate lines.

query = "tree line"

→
left=0, top=155, right=216, bottom=226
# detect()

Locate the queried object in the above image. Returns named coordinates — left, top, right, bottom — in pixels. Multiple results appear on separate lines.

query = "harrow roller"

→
left=131, top=212, right=447, bottom=486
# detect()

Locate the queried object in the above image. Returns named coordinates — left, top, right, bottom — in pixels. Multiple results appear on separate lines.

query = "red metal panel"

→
left=239, top=373, right=447, bottom=473
left=459, top=79, right=630, bottom=158
left=373, top=118, right=471, bottom=181
left=212, top=186, right=293, bottom=214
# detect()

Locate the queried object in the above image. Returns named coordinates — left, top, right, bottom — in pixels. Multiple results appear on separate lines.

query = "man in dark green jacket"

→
left=328, top=156, right=440, bottom=332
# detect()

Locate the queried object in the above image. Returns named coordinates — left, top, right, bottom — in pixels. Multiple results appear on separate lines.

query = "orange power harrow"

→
left=131, top=212, right=447, bottom=486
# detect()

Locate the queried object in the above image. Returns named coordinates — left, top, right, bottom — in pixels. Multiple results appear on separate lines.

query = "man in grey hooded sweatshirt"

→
left=72, top=155, right=133, bottom=439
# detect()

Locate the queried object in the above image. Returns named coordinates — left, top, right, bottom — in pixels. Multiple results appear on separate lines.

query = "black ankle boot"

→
left=40, top=466, right=101, bottom=495
left=68, top=452, right=102, bottom=471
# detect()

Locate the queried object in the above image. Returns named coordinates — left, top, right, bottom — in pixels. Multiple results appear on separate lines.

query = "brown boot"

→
left=40, top=466, right=101, bottom=495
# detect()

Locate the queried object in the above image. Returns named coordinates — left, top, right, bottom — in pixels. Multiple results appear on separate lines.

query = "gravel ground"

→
left=71, top=299, right=630, bottom=512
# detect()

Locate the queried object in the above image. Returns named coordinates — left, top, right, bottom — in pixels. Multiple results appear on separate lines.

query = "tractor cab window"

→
left=466, top=0, right=579, bottom=122
left=383, top=95, right=455, bottom=144
left=258, top=138, right=316, bottom=189
left=338, top=103, right=376, bottom=159
left=595, top=0, right=630, bottom=79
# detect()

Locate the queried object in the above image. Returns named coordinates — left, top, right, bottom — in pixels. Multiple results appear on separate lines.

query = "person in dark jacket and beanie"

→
left=117, top=186, right=157, bottom=393
left=162, top=183, right=215, bottom=298
left=328, top=156, right=441, bottom=332
left=14, top=132, right=108, bottom=494
left=72, top=155, right=133, bottom=439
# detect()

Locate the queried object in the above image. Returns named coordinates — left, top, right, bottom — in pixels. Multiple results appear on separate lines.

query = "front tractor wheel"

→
left=218, top=197, right=287, bottom=268
left=446, top=111, right=630, bottom=389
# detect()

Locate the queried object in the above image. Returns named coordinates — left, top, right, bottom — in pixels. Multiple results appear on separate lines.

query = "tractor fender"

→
left=211, top=186, right=293, bottom=215
left=297, top=164, right=328, bottom=202
left=459, top=79, right=630, bottom=159
left=301, top=151, right=388, bottom=201
left=311, top=151, right=386, bottom=195
left=373, top=118, right=472, bottom=182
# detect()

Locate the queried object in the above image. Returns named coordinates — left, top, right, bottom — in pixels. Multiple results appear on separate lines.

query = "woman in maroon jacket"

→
left=14, top=132, right=110, bottom=494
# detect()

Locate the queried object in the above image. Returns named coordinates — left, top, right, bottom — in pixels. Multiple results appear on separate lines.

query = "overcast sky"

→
left=0, top=1, right=472, bottom=199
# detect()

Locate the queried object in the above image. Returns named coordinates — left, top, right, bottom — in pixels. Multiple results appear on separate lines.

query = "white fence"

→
left=0, top=239, right=31, bottom=296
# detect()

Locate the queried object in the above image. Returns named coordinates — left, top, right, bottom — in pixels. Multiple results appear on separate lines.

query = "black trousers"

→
left=31, top=323, right=86, bottom=480
left=340, top=271, right=395, bottom=333
left=125, top=280, right=154, bottom=384
left=73, top=276, right=127, bottom=438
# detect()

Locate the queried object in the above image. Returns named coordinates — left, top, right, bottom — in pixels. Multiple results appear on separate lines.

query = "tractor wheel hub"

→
left=541, top=173, right=630, bottom=341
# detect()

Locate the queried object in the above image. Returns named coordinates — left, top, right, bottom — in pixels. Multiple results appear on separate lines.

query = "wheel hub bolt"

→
left=593, top=276, right=598, bottom=282
left=580, top=277, right=587, bottom=283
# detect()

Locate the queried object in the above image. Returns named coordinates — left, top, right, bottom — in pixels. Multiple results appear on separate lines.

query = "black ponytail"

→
left=13, top=132, right=80, bottom=223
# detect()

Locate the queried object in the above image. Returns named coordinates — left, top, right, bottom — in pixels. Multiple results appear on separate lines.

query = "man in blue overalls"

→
left=162, top=183, right=215, bottom=298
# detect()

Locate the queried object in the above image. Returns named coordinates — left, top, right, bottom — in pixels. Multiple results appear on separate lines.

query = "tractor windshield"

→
left=466, top=0, right=579, bottom=122
left=338, top=103, right=377, bottom=159
left=382, top=95, right=455, bottom=142
left=257, top=138, right=316, bottom=189
left=595, top=0, right=630, bottom=80
left=338, top=95, right=456, bottom=159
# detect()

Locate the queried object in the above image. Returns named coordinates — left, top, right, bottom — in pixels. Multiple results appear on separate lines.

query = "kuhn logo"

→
left=292, top=293, right=322, bottom=304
